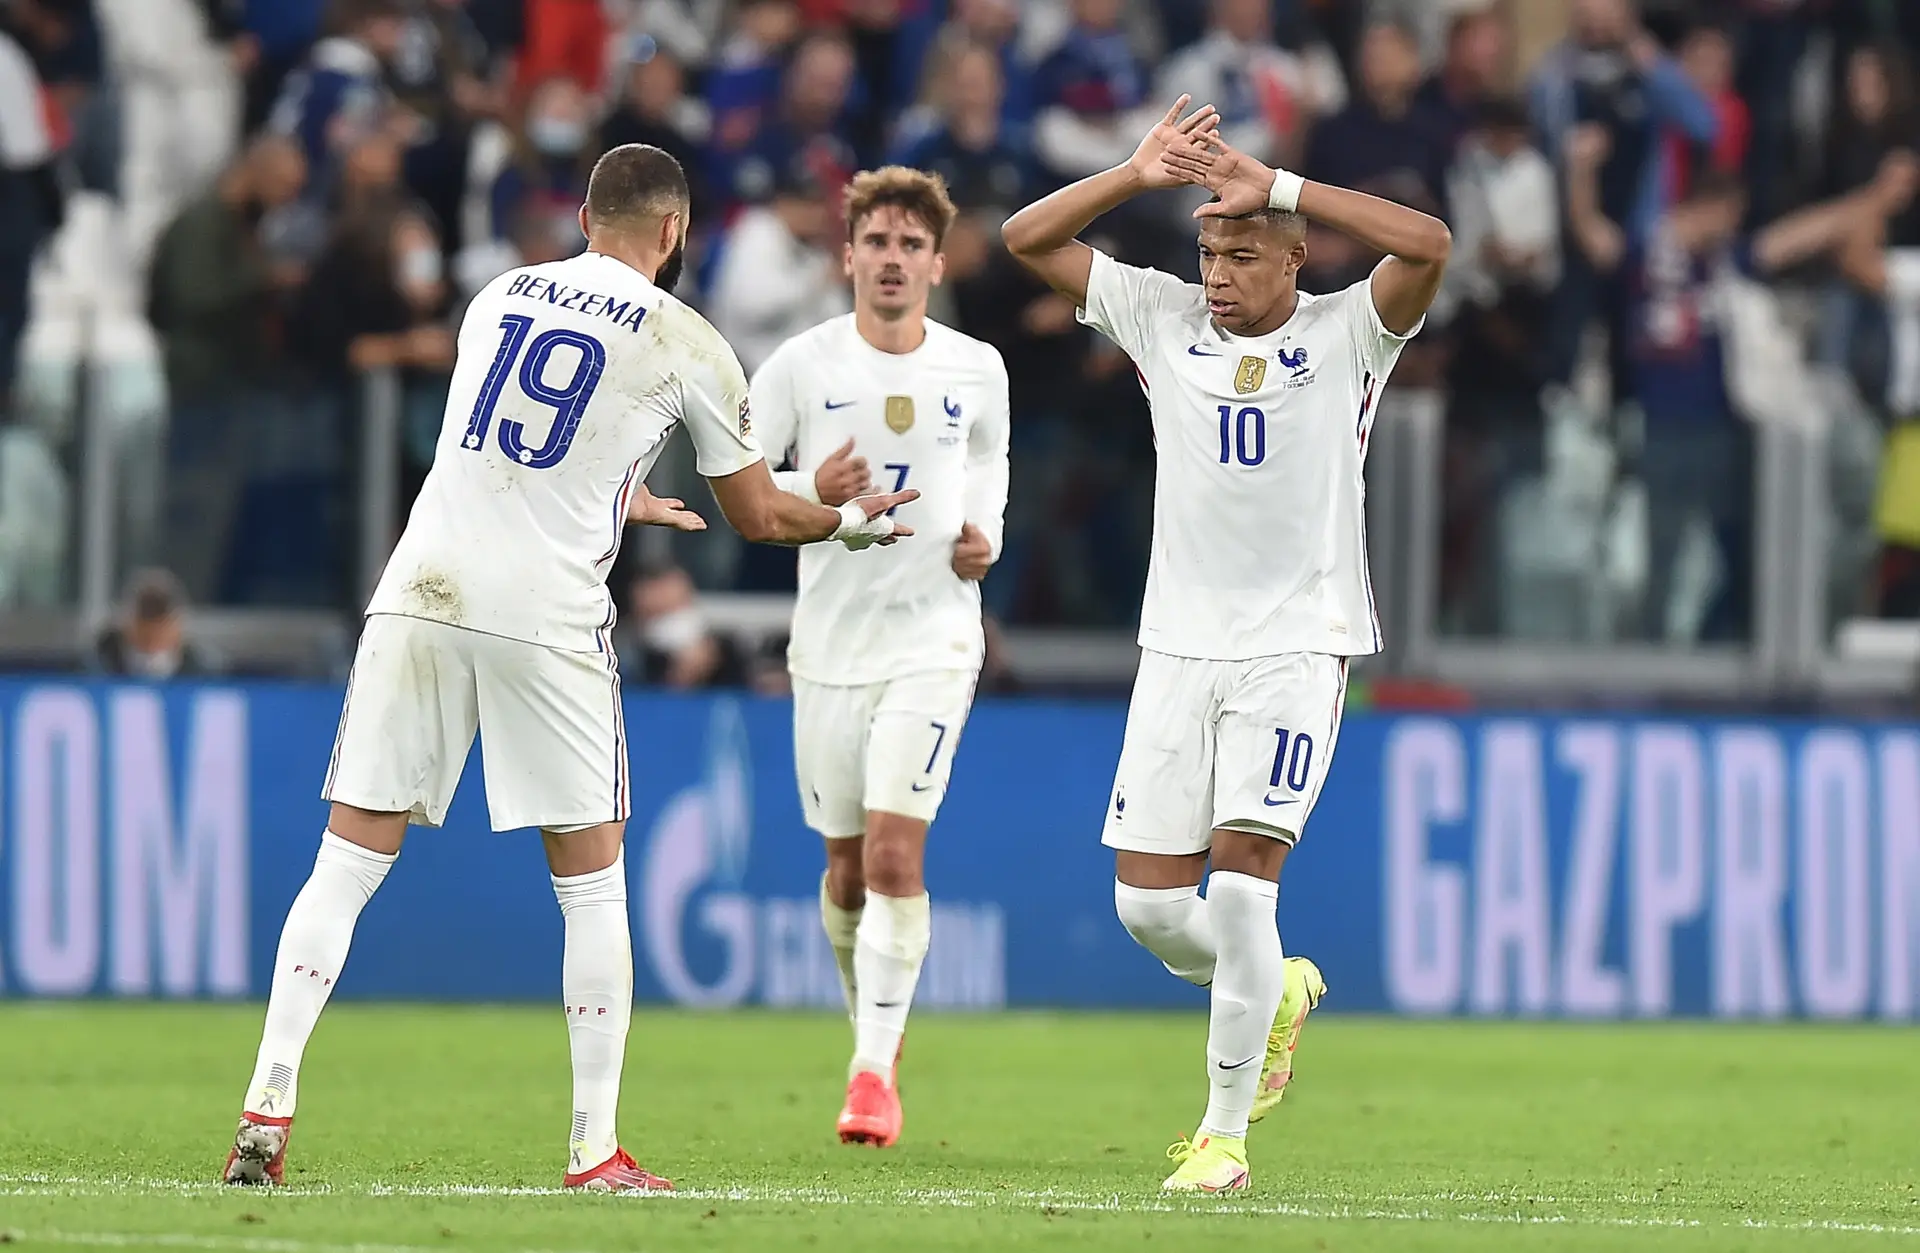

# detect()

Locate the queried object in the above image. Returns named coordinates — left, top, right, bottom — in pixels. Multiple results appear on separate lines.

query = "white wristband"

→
left=829, top=502, right=865, bottom=542
left=830, top=502, right=895, bottom=550
left=1267, top=168, right=1305, bottom=214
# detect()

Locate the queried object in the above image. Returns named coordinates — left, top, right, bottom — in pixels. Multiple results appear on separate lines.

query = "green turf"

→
left=1, top=1005, right=1916, bottom=1252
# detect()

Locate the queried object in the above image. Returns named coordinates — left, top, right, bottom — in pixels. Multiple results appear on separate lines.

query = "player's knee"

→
left=1114, top=879, right=1199, bottom=949
left=861, top=822, right=925, bottom=896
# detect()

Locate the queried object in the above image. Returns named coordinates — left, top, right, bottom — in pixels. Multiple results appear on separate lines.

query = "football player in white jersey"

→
left=220, top=145, right=915, bottom=1192
left=750, top=167, right=1010, bottom=1147
left=1005, top=98, right=1451, bottom=1192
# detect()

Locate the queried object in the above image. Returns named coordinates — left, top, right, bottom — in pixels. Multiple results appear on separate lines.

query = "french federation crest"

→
left=885, top=395, right=915, bottom=433
left=1234, top=356, right=1267, bottom=395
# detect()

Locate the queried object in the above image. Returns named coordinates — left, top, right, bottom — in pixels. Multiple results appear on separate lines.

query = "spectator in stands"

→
left=933, top=0, right=1031, bottom=127
left=516, top=0, right=608, bottom=94
left=388, top=0, right=505, bottom=260
left=1157, top=0, right=1343, bottom=173
left=107, top=0, right=253, bottom=270
left=619, top=562, right=747, bottom=689
left=705, top=0, right=803, bottom=192
left=1031, top=0, right=1149, bottom=181
left=708, top=164, right=849, bottom=375
left=1302, top=18, right=1447, bottom=294
left=2, top=0, right=102, bottom=136
left=239, top=0, right=326, bottom=127
left=1669, top=24, right=1749, bottom=193
left=1436, top=98, right=1561, bottom=632
left=1821, top=44, right=1916, bottom=213
left=93, top=568, right=217, bottom=678
left=148, top=135, right=309, bottom=408
left=1839, top=205, right=1920, bottom=620
left=599, top=39, right=712, bottom=221
left=293, top=204, right=455, bottom=496
left=269, top=0, right=405, bottom=187
left=1564, top=124, right=1917, bottom=643
left=1415, top=5, right=1509, bottom=157
left=888, top=38, right=1031, bottom=216
left=488, top=75, right=594, bottom=263
left=0, top=27, right=58, bottom=420
left=720, top=29, right=861, bottom=211
left=1530, top=0, right=1718, bottom=384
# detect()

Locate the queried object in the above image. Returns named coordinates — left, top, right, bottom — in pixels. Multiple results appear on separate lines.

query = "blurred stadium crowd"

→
left=1, top=0, right=1919, bottom=686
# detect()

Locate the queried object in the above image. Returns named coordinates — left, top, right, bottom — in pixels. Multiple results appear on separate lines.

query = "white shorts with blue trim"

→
left=323, top=613, right=628, bottom=832
left=792, top=669, right=979, bottom=838
left=1101, top=650, right=1349, bottom=856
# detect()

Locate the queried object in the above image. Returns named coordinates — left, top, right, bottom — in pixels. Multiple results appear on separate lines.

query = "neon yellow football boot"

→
left=1162, top=1131, right=1250, bottom=1193
left=1249, top=955, right=1326, bottom=1124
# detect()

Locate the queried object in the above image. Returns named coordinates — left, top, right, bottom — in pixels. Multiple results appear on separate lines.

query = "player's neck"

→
left=1225, top=290, right=1302, bottom=339
left=586, top=241, right=669, bottom=285
left=854, top=306, right=928, bottom=355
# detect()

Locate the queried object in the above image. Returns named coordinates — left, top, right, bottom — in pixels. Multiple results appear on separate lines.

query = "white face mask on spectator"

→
left=399, top=247, right=443, bottom=287
left=529, top=116, right=586, bottom=157
left=127, top=645, right=184, bottom=680
left=644, top=606, right=707, bottom=653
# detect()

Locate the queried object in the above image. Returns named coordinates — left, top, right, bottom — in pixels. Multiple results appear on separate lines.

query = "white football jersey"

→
left=1078, top=249, right=1419, bottom=660
left=750, top=314, right=1010, bottom=685
left=368, top=251, right=762, bottom=652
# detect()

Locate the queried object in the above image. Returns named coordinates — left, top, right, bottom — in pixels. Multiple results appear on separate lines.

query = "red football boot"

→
left=563, top=1147, right=674, bottom=1192
left=836, top=1070, right=903, bottom=1147
left=222, top=1113, right=292, bottom=1186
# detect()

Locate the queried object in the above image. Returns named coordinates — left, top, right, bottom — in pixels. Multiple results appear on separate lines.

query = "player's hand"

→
left=813, top=437, right=872, bottom=506
left=1870, top=148, right=1920, bottom=214
left=839, top=490, right=919, bottom=549
left=951, top=522, right=994, bottom=580
left=1127, top=95, right=1220, bottom=192
left=1163, top=133, right=1278, bottom=219
left=628, top=485, right=707, bottom=531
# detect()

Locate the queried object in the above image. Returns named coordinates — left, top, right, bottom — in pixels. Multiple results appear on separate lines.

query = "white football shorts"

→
left=323, top=613, right=628, bottom=832
left=1101, top=649, right=1349, bottom=855
left=792, top=668, right=979, bottom=837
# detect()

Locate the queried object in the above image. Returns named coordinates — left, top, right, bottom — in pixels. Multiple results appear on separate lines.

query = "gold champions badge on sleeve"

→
left=885, top=395, right=915, bottom=433
left=1234, top=356, right=1267, bottom=395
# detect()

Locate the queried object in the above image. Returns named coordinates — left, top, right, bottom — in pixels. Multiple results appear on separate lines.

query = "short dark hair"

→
left=843, top=166, right=959, bottom=249
left=585, top=144, right=691, bottom=232
left=1207, top=204, right=1307, bottom=240
left=1688, top=167, right=1747, bottom=205
left=124, top=568, right=186, bottom=622
left=326, top=0, right=401, bottom=35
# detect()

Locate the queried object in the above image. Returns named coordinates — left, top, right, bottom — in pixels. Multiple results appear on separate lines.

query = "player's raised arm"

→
left=954, top=351, right=1010, bottom=582
left=1002, top=95, right=1219, bottom=306
left=1164, top=132, right=1452, bottom=335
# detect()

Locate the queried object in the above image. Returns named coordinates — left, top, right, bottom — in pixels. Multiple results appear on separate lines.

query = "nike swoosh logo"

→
left=1217, top=1055, right=1258, bottom=1071
left=1187, top=345, right=1222, bottom=357
left=825, top=399, right=856, bottom=410
left=873, top=1001, right=903, bottom=1009
left=1263, top=794, right=1297, bottom=807
left=910, top=782, right=933, bottom=793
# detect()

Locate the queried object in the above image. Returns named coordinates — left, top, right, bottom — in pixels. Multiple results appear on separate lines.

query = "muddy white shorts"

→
left=323, top=613, right=627, bottom=831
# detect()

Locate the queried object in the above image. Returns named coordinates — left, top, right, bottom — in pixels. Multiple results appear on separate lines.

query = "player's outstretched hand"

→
left=1163, top=133, right=1277, bottom=219
left=1128, top=95, right=1220, bottom=192
left=838, top=490, right=919, bottom=549
left=952, top=522, right=993, bottom=580
left=815, top=437, right=872, bottom=506
left=628, top=485, right=707, bottom=531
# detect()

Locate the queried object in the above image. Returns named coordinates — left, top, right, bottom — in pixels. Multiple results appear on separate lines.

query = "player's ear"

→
left=659, top=210, right=682, bottom=254
left=842, top=240, right=855, bottom=280
left=929, top=248, right=946, bottom=288
left=577, top=204, right=591, bottom=241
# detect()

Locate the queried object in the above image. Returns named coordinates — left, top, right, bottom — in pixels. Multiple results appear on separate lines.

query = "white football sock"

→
left=241, top=831, right=395, bottom=1118
left=819, top=872, right=862, bottom=1016
left=851, top=890, right=929, bottom=1079
left=1199, top=871, right=1283, bottom=1140
left=1113, top=880, right=1216, bottom=985
left=554, top=853, right=633, bottom=1175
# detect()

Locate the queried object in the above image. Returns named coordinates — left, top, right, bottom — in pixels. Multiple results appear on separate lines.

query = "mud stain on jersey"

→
left=401, top=571, right=464, bottom=623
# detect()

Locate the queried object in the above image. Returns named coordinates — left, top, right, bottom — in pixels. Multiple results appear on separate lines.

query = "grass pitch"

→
left=0, top=1005, right=1916, bottom=1252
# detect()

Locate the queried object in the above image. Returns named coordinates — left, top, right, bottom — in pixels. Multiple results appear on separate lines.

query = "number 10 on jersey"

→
left=463, top=314, right=609, bottom=469
left=1217, top=405, right=1266, bottom=467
